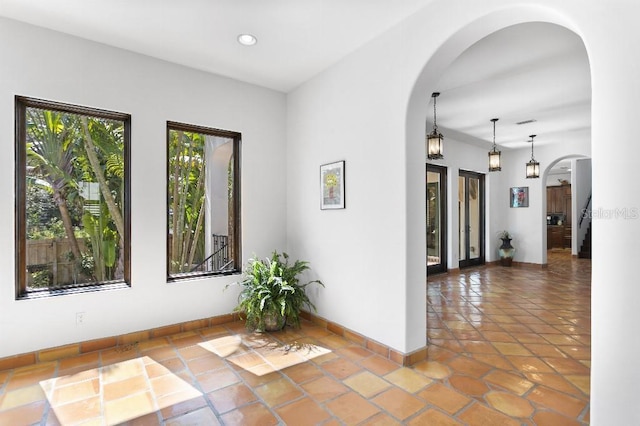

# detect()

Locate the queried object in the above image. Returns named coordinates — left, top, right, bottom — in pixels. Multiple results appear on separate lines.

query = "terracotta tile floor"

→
left=0, top=250, right=590, bottom=425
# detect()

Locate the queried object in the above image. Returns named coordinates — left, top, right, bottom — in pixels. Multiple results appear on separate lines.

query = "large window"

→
left=15, top=97, right=130, bottom=298
left=167, top=122, right=240, bottom=280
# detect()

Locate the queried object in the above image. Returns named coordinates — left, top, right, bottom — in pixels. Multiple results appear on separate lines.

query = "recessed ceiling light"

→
left=237, top=34, right=257, bottom=46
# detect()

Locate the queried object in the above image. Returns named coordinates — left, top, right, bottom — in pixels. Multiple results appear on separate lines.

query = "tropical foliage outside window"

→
left=15, top=97, right=130, bottom=297
left=167, top=122, right=240, bottom=280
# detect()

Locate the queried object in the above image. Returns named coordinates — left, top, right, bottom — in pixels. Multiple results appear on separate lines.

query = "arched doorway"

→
left=419, top=22, right=591, bottom=270
left=406, top=0, right=590, bottom=392
left=406, top=12, right=593, bottom=423
left=542, top=155, right=592, bottom=264
left=405, top=8, right=593, bottom=351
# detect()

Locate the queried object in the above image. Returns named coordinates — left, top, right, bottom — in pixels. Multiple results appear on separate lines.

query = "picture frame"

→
left=510, top=186, right=529, bottom=208
left=320, top=160, right=345, bottom=209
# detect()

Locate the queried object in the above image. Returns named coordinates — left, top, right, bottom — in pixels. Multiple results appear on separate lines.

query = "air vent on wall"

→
left=516, top=119, right=537, bottom=125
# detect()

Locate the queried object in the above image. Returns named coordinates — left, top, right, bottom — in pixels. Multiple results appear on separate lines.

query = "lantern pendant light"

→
left=426, top=92, right=444, bottom=159
left=525, top=134, right=540, bottom=179
left=488, top=118, right=501, bottom=172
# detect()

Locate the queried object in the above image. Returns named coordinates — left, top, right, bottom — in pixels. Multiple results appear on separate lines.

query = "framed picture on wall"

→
left=320, top=160, right=345, bottom=209
left=510, top=186, right=529, bottom=208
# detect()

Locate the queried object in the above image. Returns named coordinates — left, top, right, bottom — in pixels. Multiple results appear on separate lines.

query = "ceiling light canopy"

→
left=525, top=134, right=540, bottom=179
left=426, top=92, right=444, bottom=160
left=488, top=118, right=501, bottom=172
left=237, top=34, right=257, bottom=46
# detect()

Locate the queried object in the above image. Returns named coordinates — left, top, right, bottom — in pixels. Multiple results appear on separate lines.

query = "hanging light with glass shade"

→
left=488, top=118, right=501, bottom=172
left=525, top=134, right=540, bottom=178
left=426, top=92, right=444, bottom=159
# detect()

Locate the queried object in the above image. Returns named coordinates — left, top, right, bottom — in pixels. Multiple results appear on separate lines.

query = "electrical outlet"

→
left=76, top=312, right=85, bottom=326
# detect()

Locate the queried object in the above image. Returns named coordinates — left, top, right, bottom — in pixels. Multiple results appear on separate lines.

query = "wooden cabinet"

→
left=564, top=195, right=572, bottom=226
left=548, top=226, right=565, bottom=249
left=564, top=225, right=572, bottom=249
left=547, top=184, right=572, bottom=249
left=547, top=185, right=570, bottom=215
left=547, top=225, right=572, bottom=249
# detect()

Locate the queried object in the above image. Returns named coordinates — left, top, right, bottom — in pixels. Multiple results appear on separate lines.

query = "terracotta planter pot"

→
left=261, top=311, right=286, bottom=332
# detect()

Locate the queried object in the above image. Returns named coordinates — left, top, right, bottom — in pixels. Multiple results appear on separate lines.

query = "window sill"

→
left=167, top=269, right=241, bottom=284
left=17, top=281, right=131, bottom=300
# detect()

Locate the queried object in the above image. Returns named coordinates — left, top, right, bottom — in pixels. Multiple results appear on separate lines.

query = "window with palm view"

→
left=15, top=96, right=130, bottom=297
left=167, top=122, right=240, bottom=280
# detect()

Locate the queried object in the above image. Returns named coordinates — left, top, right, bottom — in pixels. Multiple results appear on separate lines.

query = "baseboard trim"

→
left=487, top=259, right=546, bottom=269
left=300, top=311, right=427, bottom=366
left=0, top=311, right=428, bottom=371
left=0, top=313, right=238, bottom=372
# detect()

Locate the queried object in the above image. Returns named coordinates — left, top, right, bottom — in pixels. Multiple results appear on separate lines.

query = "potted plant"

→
left=498, top=230, right=515, bottom=266
left=226, top=251, right=324, bottom=332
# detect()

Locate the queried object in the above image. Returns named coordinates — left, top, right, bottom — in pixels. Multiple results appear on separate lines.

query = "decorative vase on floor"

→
left=499, top=238, right=515, bottom=266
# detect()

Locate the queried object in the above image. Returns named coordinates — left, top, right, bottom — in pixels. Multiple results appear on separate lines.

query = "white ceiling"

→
left=0, top=0, right=432, bottom=92
left=434, top=22, right=591, bottom=152
left=0, top=2, right=590, bottom=157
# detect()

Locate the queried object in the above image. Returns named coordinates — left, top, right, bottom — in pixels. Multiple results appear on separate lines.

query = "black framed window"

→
left=15, top=96, right=131, bottom=298
left=167, top=121, right=241, bottom=280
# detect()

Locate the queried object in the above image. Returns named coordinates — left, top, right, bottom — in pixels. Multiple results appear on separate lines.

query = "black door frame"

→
left=459, top=170, right=485, bottom=268
left=426, top=164, right=447, bottom=275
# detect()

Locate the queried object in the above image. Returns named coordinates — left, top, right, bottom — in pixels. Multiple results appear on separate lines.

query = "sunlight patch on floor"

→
left=40, top=356, right=200, bottom=425
left=199, top=334, right=331, bottom=376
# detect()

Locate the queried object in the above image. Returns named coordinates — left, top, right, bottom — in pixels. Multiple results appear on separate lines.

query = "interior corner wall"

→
left=0, top=17, right=287, bottom=358
left=285, top=26, right=417, bottom=353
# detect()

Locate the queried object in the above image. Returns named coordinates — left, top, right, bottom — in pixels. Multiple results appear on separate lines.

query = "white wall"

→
left=288, top=0, right=640, bottom=422
left=286, top=31, right=412, bottom=352
left=547, top=172, right=571, bottom=186
left=587, top=3, right=640, bottom=421
left=0, top=18, right=287, bottom=358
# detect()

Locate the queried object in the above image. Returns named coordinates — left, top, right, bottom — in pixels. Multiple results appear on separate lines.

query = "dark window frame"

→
left=458, top=169, right=486, bottom=269
left=166, top=121, right=241, bottom=282
left=426, top=163, right=448, bottom=275
left=15, top=96, right=131, bottom=299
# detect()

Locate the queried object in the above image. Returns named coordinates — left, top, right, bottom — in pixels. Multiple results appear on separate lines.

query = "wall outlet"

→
left=76, top=312, right=86, bottom=326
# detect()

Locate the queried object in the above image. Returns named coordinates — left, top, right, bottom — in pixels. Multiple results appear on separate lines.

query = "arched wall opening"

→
left=404, top=2, right=591, bottom=363
left=541, top=155, right=592, bottom=264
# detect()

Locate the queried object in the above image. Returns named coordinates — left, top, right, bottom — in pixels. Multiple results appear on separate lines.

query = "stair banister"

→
left=579, top=193, right=592, bottom=228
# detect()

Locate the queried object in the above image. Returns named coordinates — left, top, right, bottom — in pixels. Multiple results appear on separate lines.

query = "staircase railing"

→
left=579, top=193, right=592, bottom=228
left=190, top=234, right=231, bottom=272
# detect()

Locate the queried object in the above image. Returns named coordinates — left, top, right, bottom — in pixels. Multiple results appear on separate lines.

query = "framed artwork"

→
left=320, top=160, right=345, bottom=209
left=510, top=186, right=529, bottom=208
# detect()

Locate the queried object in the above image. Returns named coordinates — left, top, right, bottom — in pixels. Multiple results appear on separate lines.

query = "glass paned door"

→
left=459, top=170, right=485, bottom=268
left=427, top=165, right=447, bottom=274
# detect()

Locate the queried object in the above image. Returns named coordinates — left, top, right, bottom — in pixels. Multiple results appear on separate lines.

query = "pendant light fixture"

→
left=426, top=92, right=444, bottom=159
left=488, top=118, right=501, bottom=172
left=525, top=134, right=540, bottom=179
